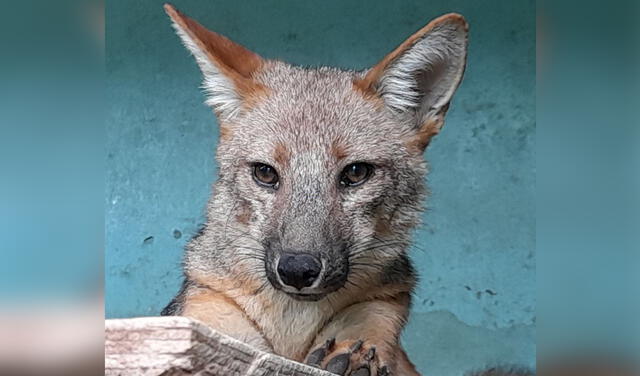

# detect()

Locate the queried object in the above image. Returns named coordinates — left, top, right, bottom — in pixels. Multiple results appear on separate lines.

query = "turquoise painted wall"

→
left=106, top=1, right=535, bottom=374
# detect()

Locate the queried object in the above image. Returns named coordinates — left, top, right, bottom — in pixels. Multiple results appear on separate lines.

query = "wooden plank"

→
left=105, top=316, right=333, bottom=376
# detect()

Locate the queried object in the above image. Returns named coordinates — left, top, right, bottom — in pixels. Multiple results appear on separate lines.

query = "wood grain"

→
left=105, top=316, right=333, bottom=376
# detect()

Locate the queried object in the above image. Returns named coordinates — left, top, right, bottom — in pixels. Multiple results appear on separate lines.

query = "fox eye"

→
left=253, top=163, right=279, bottom=188
left=340, top=163, right=373, bottom=187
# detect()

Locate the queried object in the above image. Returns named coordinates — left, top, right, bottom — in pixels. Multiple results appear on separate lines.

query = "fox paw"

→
left=305, top=338, right=390, bottom=376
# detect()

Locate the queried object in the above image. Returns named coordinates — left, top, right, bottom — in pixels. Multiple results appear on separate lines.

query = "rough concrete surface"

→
left=106, top=1, right=535, bottom=375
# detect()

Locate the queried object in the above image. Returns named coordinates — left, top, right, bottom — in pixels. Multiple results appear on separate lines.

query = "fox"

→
left=160, top=4, right=528, bottom=376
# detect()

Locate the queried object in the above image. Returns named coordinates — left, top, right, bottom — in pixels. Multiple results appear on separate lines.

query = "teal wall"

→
left=106, top=1, right=535, bottom=374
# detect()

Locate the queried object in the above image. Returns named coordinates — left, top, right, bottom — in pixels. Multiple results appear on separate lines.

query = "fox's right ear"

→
left=164, top=4, right=267, bottom=121
left=355, top=14, right=468, bottom=152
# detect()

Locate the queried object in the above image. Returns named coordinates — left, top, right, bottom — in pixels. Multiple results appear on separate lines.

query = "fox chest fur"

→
left=242, top=290, right=332, bottom=358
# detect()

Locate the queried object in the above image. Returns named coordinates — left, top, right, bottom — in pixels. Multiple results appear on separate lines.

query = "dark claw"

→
left=326, top=353, right=351, bottom=375
left=306, top=337, right=335, bottom=366
left=379, top=365, right=390, bottom=376
left=325, top=337, right=336, bottom=349
left=353, top=366, right=370, bottom=376
left=349, top=339, right=364, bottom=352
left=306, top=347, right=326, bottom=367
left=365, top=346, right=376, bottom=361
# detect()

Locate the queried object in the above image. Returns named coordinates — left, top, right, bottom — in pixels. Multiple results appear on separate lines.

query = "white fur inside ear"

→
left=379, top=21, right=467, bottom=119
left=170, top=21, right=242, bottom=120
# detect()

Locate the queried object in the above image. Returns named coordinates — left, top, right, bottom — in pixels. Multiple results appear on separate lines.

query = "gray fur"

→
left=159, top=2, right=472, bottom=305
left=164, top=10, right=469, bottom=304
left=162, top=8, right=471, bottom=373
left=184, top=62, right=429, bottom=298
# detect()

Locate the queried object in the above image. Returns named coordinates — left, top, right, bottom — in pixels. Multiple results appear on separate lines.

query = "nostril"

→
left=277, top=252, right=322, bottom=290
left=276, top=257, right=288, bottom=277
left=303, top=267, right=320, bottom=279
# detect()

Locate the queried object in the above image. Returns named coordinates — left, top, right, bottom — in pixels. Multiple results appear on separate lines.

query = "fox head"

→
left=165, top=4, right=468, bottom=301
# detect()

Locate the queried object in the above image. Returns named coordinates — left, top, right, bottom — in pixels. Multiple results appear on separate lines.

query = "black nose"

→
left=277, top=252, right=322, bottom=290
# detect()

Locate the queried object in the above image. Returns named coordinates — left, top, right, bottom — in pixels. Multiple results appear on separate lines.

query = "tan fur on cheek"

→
left=235, top=199, right=252, bottom=225
left=374, top=216, right=392, bottom=237
left=373, top=205, right=393, bottom=237
left=190, top=267, right=262, bottom=301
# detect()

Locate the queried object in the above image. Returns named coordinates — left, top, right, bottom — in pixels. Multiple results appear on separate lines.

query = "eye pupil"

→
left=340, top=163, right=372, bottom=187
left=349, top=164, right=364, bottom=178
left=253, top=163, right=279, bottom=188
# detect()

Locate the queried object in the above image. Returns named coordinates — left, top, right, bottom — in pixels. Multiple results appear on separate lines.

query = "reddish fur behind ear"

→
left=164, top=3, right=267, bottom=101
left=406, top=115, right=445, bottom=153
left=353, top=13, right=468, bottom=96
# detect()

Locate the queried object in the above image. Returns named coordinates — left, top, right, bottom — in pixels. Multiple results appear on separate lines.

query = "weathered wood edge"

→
left=105, top=316, right=334, bottom=376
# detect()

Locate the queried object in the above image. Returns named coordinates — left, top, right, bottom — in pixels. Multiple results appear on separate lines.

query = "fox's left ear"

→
left=164, top=4, right=267, bottom=121
left=355, top=14, right=468, bottom=151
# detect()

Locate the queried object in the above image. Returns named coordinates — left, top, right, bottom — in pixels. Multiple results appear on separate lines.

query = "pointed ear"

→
left=164, top=4, right=267, bottom=120
left=355, top=14, right=468, bottom=151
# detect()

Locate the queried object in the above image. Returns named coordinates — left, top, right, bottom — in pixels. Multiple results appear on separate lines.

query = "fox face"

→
left=219, top=65, right=432, bottom=300
left=165, top=5, right=468, bottom=301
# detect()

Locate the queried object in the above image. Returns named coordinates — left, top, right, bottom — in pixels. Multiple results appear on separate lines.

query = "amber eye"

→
left=253, top=163, right=279, bottom=188
left=340, top=163, right=373, bottom=187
